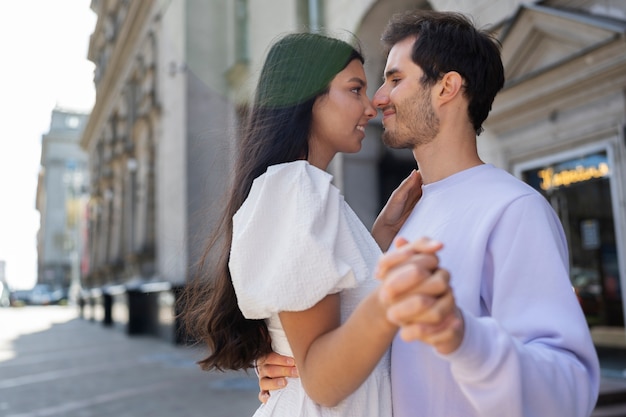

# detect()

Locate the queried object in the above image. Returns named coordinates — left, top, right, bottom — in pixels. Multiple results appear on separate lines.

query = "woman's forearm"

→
left=279, top=289, right=396, bottom=407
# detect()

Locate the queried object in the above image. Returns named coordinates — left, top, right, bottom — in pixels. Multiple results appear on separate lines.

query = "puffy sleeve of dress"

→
left=229, top=161, right=358, bottom=319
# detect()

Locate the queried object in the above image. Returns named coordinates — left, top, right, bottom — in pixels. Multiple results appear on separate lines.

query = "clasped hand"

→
left=376, top=236, right=464, bottom=355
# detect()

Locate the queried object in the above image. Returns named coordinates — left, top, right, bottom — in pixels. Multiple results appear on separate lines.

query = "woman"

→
left=181, top=32, right=443, bottom=416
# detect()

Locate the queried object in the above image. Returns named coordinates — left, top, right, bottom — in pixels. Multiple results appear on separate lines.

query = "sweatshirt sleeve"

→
left=443, top=194, right=600, bottom=417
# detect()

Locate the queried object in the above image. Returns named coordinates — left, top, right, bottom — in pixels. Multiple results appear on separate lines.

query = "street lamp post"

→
left=64, top=163, right=86, bottom=305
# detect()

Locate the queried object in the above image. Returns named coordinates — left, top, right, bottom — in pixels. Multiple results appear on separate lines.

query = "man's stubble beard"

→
left=382, top=88, right=439, bottom=150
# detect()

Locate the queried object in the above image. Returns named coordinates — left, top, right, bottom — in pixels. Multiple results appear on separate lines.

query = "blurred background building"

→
left=35, top=108, right=90, bottom=306
left=39, top=0, right=625, bottom=365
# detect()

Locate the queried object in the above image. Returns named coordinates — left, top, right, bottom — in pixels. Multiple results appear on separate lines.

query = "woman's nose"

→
left=364, top=97, right=376, bottom=119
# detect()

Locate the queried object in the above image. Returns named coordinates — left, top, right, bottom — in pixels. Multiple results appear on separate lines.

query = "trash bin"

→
left=102, top=284, right=126, bottom=327
left=126, top=281, right=171, bottom=336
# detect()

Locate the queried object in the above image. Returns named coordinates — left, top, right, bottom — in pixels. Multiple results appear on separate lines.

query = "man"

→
left=259, top=10, right=600, bottom=416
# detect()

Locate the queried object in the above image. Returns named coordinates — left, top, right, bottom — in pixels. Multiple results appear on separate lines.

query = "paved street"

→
left=3, top=305, right=626, bottom=416
left=0, top=306, right=260, bottom=417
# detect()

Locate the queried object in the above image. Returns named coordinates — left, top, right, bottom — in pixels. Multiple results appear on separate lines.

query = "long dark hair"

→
left=180, top=32, right=364, bottom=372
left=381, top=10, right=504, bottom=135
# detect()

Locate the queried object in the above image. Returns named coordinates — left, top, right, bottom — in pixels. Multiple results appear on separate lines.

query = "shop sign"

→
left=523, top=152, right=610, bottom=192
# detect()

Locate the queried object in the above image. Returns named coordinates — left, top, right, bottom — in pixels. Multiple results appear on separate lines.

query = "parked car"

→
left=9, top=289, right=31, bottom=306
left=27, top=284, right=65, bottom=306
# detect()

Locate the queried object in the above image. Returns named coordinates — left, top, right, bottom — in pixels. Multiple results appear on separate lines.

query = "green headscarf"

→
left=256, top=33, right=359, bottom=108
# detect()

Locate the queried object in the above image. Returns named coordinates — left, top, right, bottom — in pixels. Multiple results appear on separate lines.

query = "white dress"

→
left=229, top=161, right=392, bottom=417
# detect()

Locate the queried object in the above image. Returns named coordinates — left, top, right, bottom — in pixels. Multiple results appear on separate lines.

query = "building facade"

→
left=489, top=2, right=626, bottom=349
left=80, top=0, right=237, bottom=341
left=36, top=108, right=90, bottom=301
left=80, top=0, right=626, bottom=359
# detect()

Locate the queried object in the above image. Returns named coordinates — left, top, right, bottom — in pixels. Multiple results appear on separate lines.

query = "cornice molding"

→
left=81, top=0, right=156, bottom=151
left=489, top=4, right=626, bottom=134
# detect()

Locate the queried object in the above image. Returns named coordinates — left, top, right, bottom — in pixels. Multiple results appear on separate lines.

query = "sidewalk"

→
left=0, top=306, right=261, bottom=417
left=2, top=306, right=626, bottom=417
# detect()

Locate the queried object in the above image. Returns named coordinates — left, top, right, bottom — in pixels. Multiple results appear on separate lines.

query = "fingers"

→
left=401, top=236, right=443, bottom=254
left=257, top=352, right=297, bottom=377
left=403, top=170, right=422, bottom=208
left=397, top=307, right=465, bottom=354
left=379, top=259, right=445, bottom=306
left=393, top=169, right=419, bottom=198
left=395, top=236, right=409, bottom=248
left=259, top=390, right=270, bottom=404
left=257, top=363, right=298, bottom=393
left=397, top=308, right=460, bottom=342
left=372, top=170, right=423, bottom=253
left=256, top=352, right=298, bottom=404
left=259, top=373, right=287, bottom=391
left=376, top=237, right=443, bottom=279
left=398, top=170, right=422, bottom=196
left=388, top=170, right=422, bottom=217
left=383, top=266, right=449, bottom=300
left=385, top=275, right=465, bottom=355
left=386, top=284, right=454, bottom=325
left=382, top=170, right=422, bottom=222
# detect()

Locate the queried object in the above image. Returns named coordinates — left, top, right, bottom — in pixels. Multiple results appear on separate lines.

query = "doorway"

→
left=519, top=149, right=624, bottom=331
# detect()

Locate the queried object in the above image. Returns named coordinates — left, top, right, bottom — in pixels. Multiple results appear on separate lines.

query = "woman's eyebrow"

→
left=347, top=77, right=366, bottom=87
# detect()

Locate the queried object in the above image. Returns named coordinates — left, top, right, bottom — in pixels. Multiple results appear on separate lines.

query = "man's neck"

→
left=412, top=133, right=483, bottom=185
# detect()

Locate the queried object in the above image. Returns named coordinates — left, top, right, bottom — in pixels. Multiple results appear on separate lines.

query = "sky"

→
left=0, top=1, right=96, bottom=289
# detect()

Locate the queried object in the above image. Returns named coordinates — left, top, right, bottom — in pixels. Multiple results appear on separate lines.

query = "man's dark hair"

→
left=382, top=10, right=505, bottom=135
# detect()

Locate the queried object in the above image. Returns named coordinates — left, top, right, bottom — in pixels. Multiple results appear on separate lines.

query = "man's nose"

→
left=372, top=85, right=388, bottom=108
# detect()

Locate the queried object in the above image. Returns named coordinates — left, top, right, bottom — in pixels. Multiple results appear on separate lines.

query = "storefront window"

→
left=522, top=151, right=623, bottom=328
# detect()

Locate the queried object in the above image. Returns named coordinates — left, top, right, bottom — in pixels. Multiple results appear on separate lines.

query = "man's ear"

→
left=435, top=71, right=463, bottom=104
